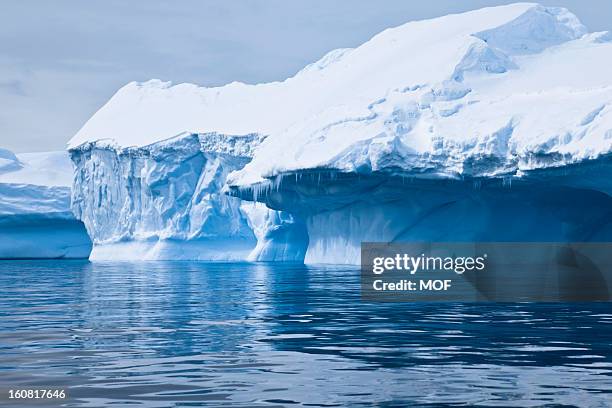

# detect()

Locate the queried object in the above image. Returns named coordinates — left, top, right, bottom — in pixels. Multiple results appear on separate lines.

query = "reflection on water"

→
left=0, top=261, right=610, bottom=407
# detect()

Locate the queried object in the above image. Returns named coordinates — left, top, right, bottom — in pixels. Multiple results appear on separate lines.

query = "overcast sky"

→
left=1, top=0, right=611, bottom=152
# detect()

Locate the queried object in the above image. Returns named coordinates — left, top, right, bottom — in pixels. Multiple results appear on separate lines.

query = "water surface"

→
left=0, top=261, right=611, bottom=407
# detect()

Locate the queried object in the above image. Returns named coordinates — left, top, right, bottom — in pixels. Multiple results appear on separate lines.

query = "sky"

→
left=1, top=0, right=611, bottom=153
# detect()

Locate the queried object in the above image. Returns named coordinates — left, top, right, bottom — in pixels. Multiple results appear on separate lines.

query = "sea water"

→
left=0, top=261, right=610, bottom=407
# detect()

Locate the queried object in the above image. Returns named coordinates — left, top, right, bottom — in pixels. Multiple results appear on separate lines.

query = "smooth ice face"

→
left=0, top=150, right=92, bottom=259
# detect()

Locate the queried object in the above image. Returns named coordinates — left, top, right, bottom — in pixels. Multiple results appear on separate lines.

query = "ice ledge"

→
left=69, top=131, right=266, bottom=158
left=228, top=155, right=612, bottom=265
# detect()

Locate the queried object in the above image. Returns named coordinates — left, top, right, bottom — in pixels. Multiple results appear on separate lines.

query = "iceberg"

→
left=68, top=3, right=612, bottom=263
left=0, top=150, right=92, bottom=259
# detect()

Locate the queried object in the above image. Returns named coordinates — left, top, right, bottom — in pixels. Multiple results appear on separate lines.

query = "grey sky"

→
left=1, top=0, right=610, bottom=153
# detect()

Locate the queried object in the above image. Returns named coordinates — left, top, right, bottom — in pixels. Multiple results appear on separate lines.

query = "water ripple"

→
left=0, top=261, right=610, bottom=407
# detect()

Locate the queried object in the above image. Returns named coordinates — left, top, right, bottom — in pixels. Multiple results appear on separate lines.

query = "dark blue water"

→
left=0, top=261, right=611, bottom=407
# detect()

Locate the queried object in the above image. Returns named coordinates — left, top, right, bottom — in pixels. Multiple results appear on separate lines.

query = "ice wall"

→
left=70, top=133, right=305, bottom=261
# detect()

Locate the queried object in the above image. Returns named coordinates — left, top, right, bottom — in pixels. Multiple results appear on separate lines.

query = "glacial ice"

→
left=70, top=133, right=304, bottom=261
left=0, top=150, right=92, bottom=259
left=228, top=163, right=612, bottom=264
left=67, top=3, right=612, bottom=264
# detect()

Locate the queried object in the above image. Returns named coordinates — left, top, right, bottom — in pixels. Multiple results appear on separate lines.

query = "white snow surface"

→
left=68, top=3, right=612, bottom=189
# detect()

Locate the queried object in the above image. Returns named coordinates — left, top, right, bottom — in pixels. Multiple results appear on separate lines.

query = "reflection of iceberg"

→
left=80, top=262, right=279, bottom=353
left=67, top=4, right=612, bottom=263
left=0, top=150, right=91, bottom=259
left=4, top=261, right=611, bottom=406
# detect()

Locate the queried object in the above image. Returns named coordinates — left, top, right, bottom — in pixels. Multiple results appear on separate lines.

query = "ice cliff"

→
left=0, top=150, right=92, bottom=259
left=68, top=3, right=612, bottom=263
left=69, top=134, right=306, bottom=260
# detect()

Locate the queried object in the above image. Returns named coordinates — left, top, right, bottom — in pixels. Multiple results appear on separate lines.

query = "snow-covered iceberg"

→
left=68, top=3, right=612, bottom=263
left=0, top=149, right=92, bottom=259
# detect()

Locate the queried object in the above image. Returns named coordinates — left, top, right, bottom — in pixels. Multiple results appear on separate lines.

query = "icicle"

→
left=272, top=174, right=284, bottom=191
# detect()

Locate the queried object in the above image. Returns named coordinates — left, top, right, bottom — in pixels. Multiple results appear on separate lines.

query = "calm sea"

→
left=0, top=261, right=610, bottom=407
